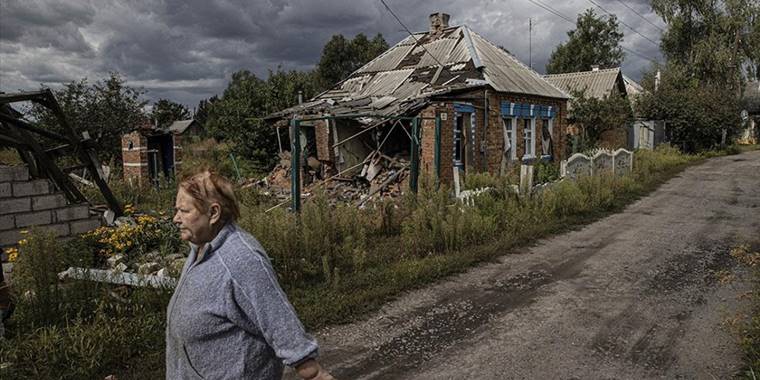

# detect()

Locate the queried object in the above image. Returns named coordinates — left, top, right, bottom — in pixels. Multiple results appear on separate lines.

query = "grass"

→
left=0, top=145, right=724, bottom=379
left=729, top=244, right=760, bottom=379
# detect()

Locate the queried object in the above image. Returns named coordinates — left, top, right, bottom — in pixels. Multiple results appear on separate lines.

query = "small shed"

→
left=121, top=119, right=199, bottom=186
left=739, top=80, right=759, bottom=145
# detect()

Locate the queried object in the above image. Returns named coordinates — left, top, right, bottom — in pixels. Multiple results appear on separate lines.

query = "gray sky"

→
left=0, top=0, right=666, bottom=109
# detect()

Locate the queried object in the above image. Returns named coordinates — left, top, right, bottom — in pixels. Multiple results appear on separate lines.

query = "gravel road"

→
left=290, top=150, right=760, bottom=380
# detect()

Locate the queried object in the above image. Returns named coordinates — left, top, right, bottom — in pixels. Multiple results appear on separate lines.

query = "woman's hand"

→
left=295, top=359, right=336, bottom=380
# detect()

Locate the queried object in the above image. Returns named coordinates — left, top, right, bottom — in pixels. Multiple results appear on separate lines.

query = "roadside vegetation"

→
left=0, top=144, right=734, bottom=379
left=728, top=244, right=760, bottom=379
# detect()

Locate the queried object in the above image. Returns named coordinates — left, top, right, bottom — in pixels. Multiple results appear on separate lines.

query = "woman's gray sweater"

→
left=166, top=223, right=318, bottom=379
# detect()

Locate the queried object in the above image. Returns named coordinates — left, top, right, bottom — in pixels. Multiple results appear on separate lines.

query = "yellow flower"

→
left=19, top=230, right=28, bottom=235
left=6, top=247, right=19, bottom=262
left=18, top=239, right=28, bottom=246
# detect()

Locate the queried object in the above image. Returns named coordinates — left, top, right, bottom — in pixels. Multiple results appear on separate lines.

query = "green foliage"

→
left=570, top=90, right=633, bottom=148
left=636, top=64, right=743, bottom=152
left=546, top=9, right=625, bottom=74
left=651, top=0, right=760, bottom=83
left=0, top=148, right=22, bottom=165
left=534, top=160, right=561, bottom=184
left=28, top=72, right=147, bottom=162
left=316, top=33, right=389, bottom=87
left=150, top=98, right=190, bottom=130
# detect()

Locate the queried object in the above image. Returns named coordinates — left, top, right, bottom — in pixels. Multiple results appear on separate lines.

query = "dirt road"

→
left=295, top=151, right=760, bottom=380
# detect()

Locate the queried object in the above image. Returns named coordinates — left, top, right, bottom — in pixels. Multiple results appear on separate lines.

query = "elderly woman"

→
left=167, top=170, right=334, bottom=380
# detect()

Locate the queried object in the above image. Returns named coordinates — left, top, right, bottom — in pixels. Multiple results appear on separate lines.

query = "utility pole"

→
left=529, top=18, right=533, bottom=70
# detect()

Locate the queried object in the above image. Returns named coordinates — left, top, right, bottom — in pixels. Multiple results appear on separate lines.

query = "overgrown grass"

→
left=730, top=244, right=760, bottom=379
left=0, top=145, right=717, bottom=379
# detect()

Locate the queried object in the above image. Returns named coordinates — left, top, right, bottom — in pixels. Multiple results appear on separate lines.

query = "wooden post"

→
left=290, top=118, right=301, bottom=213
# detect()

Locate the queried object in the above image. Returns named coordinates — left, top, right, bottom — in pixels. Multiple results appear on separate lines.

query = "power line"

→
left=378, top=0, right=450, bottom=71
left=586, top=0, right=661, bottom=47
left=613, top=0, right=666, bottom=33
left=524, top=0, right=660, bottom=64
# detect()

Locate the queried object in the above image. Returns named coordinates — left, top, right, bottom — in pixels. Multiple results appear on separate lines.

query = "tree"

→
left=636, top=64, right=742, bottom=152
left=316, top=33, right=389, bottom=88
left=546, top=9, right=625, bottom=74
left=150, top=99, right=190, bottom=130
left=570, top=91, right=633, bottom=150
left=652, top=0, right=760, bottom=84
left=29, top=72, right=147, bottom=162
left=194, top=95, right=218, bottom=130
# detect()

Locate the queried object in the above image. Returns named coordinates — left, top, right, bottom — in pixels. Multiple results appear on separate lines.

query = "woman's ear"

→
left=209, top=203, right=222, bottom=225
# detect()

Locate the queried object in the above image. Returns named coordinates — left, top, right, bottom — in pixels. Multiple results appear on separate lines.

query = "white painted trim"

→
left=123, top=163, right=148, bottom=167
left=122, top=147, right=147, bottom=152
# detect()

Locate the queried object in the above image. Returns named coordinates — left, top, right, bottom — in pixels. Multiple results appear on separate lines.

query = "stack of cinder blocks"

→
left=0, top=165, right=102, bottom=249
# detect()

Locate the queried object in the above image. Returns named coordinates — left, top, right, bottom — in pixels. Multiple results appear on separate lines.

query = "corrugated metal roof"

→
left=268, top=24, right=567, bottom=120
left=468, top=29, right=568, bottom=98
left=360, top=69, right=414, bottom=97
left=543, top=68, right=622, bottom=100
left=623, top=74, right=644, bottom=97
left=166, top=119, right=196, bottom=134
left=357, top=44, right=415, bottom=73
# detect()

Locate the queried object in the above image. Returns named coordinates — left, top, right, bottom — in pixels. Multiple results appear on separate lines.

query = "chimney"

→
left=429, top=12, right=450, bottom=35
left=591, top=65, right=600, bottom=72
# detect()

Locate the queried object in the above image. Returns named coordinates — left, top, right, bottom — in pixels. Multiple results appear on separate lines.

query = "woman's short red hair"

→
left=178, top=169, right=240, bottom=223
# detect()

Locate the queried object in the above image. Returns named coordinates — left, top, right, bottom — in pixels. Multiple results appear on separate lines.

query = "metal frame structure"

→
left=0, top=90, right=122, bottom=215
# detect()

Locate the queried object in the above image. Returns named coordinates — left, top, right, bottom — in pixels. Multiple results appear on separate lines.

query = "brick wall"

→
left=419, top=89, right=568, bottom=185
left=0, top=165, right=102, bottom=249
left=122, top=131, right=149, bottom=185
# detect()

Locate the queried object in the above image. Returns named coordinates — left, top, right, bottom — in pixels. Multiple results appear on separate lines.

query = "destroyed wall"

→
left=122, top=131, right=149, bottom=185
left=420, top=90, right=567, bottom=184
left=122, top=131, right=183, bottom=185
left=0, top=165, right=102, bottom=248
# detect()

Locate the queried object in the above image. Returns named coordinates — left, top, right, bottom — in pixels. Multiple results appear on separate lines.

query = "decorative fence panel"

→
left=560, top=149, right=634, bottom=180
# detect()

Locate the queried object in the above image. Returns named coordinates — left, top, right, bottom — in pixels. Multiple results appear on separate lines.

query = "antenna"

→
left=529, top=18, right=533, bottom=70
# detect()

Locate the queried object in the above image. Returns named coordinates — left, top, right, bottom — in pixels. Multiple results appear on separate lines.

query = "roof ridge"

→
left=544, top=67, right=621, bottom=78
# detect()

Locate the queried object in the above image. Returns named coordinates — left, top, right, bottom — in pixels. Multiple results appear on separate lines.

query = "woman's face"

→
left=173, top=188, right=216, bottom=245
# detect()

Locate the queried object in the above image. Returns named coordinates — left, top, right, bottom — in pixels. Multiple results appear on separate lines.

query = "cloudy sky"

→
left=0, top=0, right=666, bottom=109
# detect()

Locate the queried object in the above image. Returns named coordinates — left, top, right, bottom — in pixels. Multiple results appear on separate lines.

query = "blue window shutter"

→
left=454, top=103, right=475, bottom=113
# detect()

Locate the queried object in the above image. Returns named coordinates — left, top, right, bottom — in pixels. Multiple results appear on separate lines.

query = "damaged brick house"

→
left=121, top=119, right=200, bottom=186
left=265, top=12, right=569, bottom=186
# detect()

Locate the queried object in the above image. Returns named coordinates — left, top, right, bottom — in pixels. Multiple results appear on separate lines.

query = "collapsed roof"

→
left=267, top=15, right=568, bottom=123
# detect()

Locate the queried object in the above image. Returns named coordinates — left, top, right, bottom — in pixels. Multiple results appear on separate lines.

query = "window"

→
left=502, top=117, right=517, bottom=160
left=541, top=118, right=553, bottom=156
left=523, top=118, right=535, bottom=158
left=454, top=112, right=473, bottom=171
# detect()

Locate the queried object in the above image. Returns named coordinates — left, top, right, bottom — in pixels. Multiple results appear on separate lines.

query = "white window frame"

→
left=523, top=118, right=536, bottom=159
left=502, top=117, right=517, bottom=160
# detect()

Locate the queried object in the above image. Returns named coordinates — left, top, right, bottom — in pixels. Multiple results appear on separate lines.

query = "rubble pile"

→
left=251, top=151, right=410, bottom=206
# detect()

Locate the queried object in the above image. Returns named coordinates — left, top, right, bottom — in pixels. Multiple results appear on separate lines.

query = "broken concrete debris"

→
left=248, top=150, right=410, bottom=207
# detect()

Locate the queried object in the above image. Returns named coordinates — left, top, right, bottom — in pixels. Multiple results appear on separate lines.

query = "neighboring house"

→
left=121, top=119, right=200, bottom=185
left=544, top=67, right=631, bottom=149
left=266, top=12, right=569, bottom=184
left=739, top=80, right=759, bottom=145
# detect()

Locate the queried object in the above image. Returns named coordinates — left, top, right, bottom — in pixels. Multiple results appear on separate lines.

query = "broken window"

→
left=523, top=118, right=535, bottom=158
left=454, top=112, right=472, bottom=171
left=541, top=118, right=553, bottom=157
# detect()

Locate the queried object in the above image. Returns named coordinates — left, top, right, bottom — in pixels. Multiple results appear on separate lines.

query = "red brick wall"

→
left=121, top=131, right=148, bottom=185
left=418, top=89, right=568, bottom=185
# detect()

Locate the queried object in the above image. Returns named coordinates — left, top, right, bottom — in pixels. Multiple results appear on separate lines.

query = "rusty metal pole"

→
left=410, top=117, right=420, bottom=193
left=290, top=118, right=301, bottom=213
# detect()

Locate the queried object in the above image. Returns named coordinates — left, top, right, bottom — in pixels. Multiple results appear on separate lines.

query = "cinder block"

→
left=0, top=229, right=23, bottom=247
left=32, top=194, right=67, bottom=211
left=0, top=166, right=29, bottom=182
left=15, top=210, right=52, bottom=228
left=12, top=179, right=52, bottom=197
left=55, top=205, right=91, bottom=222
left=69, top=218, right=101, bottom=235
left=0, top=198, right=31, bottom=215
left=0, top=215, right=13, bottom=230
left=42, top=223, right=71, bottom=238
left=0, top=183, right=10, bottom=198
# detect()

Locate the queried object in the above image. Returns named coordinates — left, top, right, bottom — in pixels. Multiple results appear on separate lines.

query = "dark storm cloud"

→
left=0, top=0, right=667, bottom=107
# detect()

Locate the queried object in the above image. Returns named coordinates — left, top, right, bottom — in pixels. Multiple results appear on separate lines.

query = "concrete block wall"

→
left=0, top=165, right=102, bottom=249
